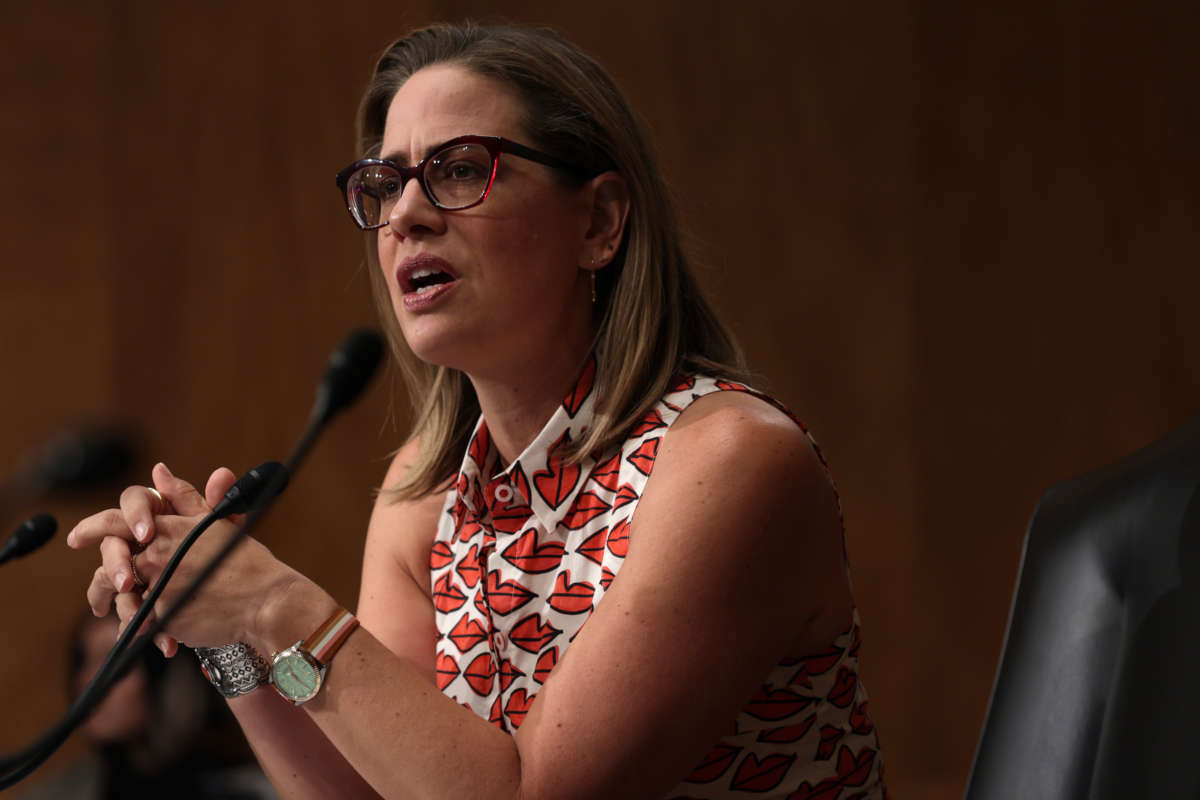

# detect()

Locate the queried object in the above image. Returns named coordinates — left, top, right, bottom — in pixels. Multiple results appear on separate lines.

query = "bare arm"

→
left=231, top=439, right=444, bottom=798
left=246, top=391, right=851, bottom=799
left=73, top=392, right=850, bottom=799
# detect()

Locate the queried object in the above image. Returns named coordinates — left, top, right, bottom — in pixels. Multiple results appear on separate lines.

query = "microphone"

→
left=212, top=461, right=289, bottom=518
left=0, top=329, right=384, bottom=788
left=311, top=328, right=386, bottom=427
left=0, top=514, right=56, bottom=566
left=29, top=428, right=133, bottom=494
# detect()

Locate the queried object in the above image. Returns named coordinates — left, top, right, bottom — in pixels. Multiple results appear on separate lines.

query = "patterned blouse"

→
left=430, top=359, right=886, bottom=798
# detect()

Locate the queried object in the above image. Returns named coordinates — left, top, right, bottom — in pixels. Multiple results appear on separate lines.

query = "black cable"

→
left=0, top=329, right=382, bottom=789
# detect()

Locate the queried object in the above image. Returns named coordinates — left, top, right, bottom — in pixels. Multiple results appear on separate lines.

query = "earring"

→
left=590, top=271, right=597, bottom=304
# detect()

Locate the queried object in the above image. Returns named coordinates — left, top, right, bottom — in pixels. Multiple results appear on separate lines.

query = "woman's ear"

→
left=579, top=172, right=630, bottom=269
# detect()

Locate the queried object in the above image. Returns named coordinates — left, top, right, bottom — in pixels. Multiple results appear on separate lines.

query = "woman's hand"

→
left=68, top=462, right=297, bottom=652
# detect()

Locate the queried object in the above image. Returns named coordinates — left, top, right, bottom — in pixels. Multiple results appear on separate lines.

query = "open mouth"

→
left=406, top=267, right=456, bottom=294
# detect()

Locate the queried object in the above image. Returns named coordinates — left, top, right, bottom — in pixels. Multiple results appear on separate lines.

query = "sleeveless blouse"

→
left=430, top=359, right=886, bottom=798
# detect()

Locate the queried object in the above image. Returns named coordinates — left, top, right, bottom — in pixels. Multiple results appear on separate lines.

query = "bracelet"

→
left=195, top=642, right=270, bottom=698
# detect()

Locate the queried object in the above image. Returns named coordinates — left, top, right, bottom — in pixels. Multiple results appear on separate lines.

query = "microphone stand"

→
left=0, top=329, right=382, bottom=790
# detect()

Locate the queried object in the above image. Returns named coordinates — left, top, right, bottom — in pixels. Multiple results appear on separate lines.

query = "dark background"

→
left=2, top=2, right=1197, bottom=797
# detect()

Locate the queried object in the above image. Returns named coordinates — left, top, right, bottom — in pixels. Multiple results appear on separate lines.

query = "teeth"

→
left=415, top=284, right=437, bottom=294
left=411, top=267, right=439, bottom=280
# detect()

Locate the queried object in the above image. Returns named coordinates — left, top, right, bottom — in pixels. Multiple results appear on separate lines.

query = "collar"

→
left=455, top=356, right=598, bottom=535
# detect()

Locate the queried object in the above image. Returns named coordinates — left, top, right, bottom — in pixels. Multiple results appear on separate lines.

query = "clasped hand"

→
left=67, top=462, right=287, bottom=654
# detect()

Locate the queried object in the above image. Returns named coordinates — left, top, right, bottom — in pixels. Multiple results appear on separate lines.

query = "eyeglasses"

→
left=335, top=135, right=591, bottom=230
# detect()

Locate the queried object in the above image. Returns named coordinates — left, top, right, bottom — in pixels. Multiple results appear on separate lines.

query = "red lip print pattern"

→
left=468, top=423, right=490, bottom=469
left=561, top=356, right=595, bottom=417
left=509, top=613, right=561, bottom=653
left=756, top=713, right=816, bottom=744
left=435, top=652, right=459, bottom=690
left=488, top=695, right=506, bottom=731
left=613, top=483, right=638, bottom=509
left=501, top=529, right=566, bottom=573
left=788, top=647, right=844, bottom=689
left=548, top=570, right=595, bottom=614
left=532, top=430, right=581, bottom=509
left=729, top=753, right=797, bottom=792
left=827, top=667, right=857, bottom=708
left=668, top=374, right=696, bottom=392
left=576, top=528, right=608, bottom=565
left=834, top=745, right=876, bottom=787
left=485, top=571, right=537, bottom=615
left=432, top=367, right=884, bottom=798
left=455, top=544, right=482, bottom=588
left=588, top=452, right=620, bottom=491
left=562, top=491, right=611, bottom=530
left=744, top=686, right=816, bottom=721
left=817, top=725, right=845, bottom=760
left=462, top=653, right=496, bottom=696
left=448, top=614, right=489, bottom=653
left=533, top=647, right=557, bottom=684
left=850, top=703, right=875, bottom=739
left=499, top=658, right=525, bottom=691
left=433, top=573, right=467, bottom=613
left=492, top=493, right=534, bottom=534
left=631, top=408, right=667, bottom=436
left=504, top=688, right=535, bottom=728
left=607, top=517, right=631, bottom=558
left=684, top=744, right=742, bottom=783
left=627, top=437, right=660, bottom=475
left=430, top=540, right=454, bottom=570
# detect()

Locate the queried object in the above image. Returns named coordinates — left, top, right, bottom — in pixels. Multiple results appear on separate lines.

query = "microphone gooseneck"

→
left=0, top=329, right=384, bottom=788
left=0, top=514, right=57, bottom=566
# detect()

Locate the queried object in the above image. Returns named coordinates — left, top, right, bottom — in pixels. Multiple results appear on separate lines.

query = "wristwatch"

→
left=269, top=608, right=359, bottom=705
left=195, top=642, right=270, bottom=698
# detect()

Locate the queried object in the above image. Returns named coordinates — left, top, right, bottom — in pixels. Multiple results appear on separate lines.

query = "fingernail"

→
left=134, top=521, right=149, bottom=541
left=66, top=530, right=75, bottom=547
left=114, top=571, right=129, bottom=592
left=159, top=462, right=174, bottom=478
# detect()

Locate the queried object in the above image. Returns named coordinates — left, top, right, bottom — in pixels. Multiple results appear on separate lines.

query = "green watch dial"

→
left=272, top=652, right=321, bottom=701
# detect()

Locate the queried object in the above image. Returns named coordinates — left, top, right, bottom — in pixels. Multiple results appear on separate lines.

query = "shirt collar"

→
left=455, top=355, right=598, bottom=534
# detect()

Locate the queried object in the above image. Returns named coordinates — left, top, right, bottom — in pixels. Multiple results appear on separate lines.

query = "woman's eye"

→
left=440, top=160, right=486, bottom=181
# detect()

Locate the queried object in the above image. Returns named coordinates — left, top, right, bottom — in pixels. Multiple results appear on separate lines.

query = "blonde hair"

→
left=356, top=22, right=748, bottom=499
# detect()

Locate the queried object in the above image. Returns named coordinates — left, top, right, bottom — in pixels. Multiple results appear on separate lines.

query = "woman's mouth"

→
left=397, top=255, right=460, bottom=311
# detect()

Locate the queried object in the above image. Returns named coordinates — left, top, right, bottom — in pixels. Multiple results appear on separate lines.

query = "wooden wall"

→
left=2, top=2, right=1197, bottom=797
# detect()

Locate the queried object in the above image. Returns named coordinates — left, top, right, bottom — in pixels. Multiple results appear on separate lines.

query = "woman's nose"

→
left=385, top=177, right=444, bottom=237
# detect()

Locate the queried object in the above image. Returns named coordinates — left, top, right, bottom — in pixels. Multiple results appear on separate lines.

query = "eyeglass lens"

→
left=346, top=142, right=495, bottom=227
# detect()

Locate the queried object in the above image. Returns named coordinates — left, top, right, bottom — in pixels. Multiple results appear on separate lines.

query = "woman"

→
left=70, top=23, right=885, bottom=799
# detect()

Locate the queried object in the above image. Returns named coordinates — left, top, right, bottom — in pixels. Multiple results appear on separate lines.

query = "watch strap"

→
left=301, top=608, right=359, bottom=667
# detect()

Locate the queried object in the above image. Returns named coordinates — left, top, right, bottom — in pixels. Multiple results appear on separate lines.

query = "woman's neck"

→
left=467, top=341, right=591, bottom=469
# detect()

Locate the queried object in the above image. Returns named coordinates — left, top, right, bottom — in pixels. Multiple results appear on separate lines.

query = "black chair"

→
left=965, top=413, right=1200, bottom=800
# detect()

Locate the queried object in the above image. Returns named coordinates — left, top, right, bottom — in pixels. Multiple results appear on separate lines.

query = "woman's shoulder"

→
left=634, top=375, right=831, bottom=496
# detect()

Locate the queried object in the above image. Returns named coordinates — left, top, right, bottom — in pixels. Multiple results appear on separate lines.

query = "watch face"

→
left=272, top=651, right=321, bottom=702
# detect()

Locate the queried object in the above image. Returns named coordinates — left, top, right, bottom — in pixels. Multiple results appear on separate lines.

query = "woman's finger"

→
left=99, top=535, right=137, bottom=594
left=118, top=483, right=171, bottom=546
left=67, top=508, right=136, bottom=550
left=86, top=566, right=116, bottom=617
left=152, top=462, right=210, bottom=517
left=204, top=467, right=239, bottom=511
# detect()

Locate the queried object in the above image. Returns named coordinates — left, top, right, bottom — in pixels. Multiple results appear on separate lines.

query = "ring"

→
left=147, top=487, right=164, bottom=510
left=129, top=551, right=148, bottom=590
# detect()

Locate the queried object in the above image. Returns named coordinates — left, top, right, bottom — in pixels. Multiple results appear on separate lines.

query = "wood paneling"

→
left=2, top=2, right=1196, bottom=796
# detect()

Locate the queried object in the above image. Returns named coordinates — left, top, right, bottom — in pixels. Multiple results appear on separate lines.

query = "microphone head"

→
left=32, top=428, right=134, bottom=494
left=312, top=329, right=385, bottom=425
left=0, top=513, right=57, bottom=564
left=214, top=461, right=290, bottom=518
